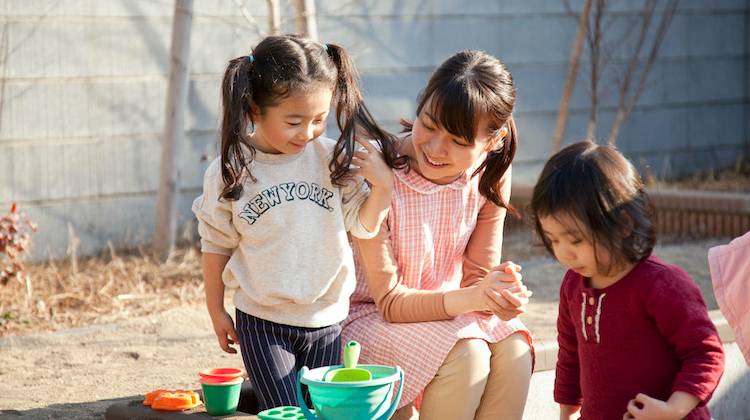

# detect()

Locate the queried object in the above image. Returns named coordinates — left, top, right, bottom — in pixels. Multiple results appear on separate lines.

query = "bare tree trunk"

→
left=586, top=0, right=605, bottom=141
left=607, top=0, right=655, bottom=145
left=552, top=0, right=593, bottom=153
left=294, top=0, right=318, bottom=40
left=267, top=0, right=281, bottom=35
left=154, top=0, right=193, bottom=262
left=607, top=0, right=679, bottom=145
left=231, top=0, right=264, bottom=38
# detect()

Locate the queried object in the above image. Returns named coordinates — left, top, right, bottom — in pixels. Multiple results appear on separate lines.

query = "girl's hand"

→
left=210, top=309, right=239, bottom=354
left=560, top=404, right=582, bottom=420
left=351, top=138, right=394, bottom=191
left=623, top=393, right=682, bottom=420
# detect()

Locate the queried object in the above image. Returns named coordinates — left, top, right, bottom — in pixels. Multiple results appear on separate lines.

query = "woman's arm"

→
left=354, top=168, right=520, bottom=322
left=352, top=225, right=452, bottom=323
left=458, top=167, right=529, bottom=319
left=460, top=166, right=511, bottom=288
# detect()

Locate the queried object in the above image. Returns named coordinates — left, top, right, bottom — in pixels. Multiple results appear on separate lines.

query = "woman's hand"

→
left=209, top=309, right=239, bottom=354
left=480, top=262, right=532, bottom=321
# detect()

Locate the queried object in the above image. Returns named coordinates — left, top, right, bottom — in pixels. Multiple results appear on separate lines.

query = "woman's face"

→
left=409, top=104, right=501, bottom=185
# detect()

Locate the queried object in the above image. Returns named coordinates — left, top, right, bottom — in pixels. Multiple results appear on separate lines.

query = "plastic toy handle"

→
left=296, top=367, right=318, bottom=420
left=343, top=340, right=361, bottom=369
left=376, top=366, right=404, bottom=420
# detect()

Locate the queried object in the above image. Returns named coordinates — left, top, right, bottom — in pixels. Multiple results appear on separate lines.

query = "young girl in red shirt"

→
left=531, top=141, right=724, bottom=420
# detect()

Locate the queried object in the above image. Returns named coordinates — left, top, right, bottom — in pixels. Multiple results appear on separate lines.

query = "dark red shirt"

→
left=554, top=255, right=724, bottom=419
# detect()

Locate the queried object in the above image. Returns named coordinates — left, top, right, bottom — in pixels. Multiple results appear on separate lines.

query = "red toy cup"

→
left=198, top=368, right=244, bottom=383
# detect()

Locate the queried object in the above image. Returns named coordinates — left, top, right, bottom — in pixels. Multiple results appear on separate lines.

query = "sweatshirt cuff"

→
left=349, top=216, right=379, bottom=239
left=201, top=240, right=234, bottom=256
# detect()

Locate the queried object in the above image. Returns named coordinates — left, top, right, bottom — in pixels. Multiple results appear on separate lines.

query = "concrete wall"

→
left=0, top=0, right=747, bottom=259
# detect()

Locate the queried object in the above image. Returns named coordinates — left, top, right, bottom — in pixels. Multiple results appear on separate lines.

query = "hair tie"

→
left=246, top=54, right=255, bottom=64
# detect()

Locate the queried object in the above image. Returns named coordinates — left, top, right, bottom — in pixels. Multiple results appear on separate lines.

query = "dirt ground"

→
left=0, top=232, right=729, bottom=419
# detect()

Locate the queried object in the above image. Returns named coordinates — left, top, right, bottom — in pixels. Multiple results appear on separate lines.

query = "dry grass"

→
left=648, top=159, right=750, bottom=193
left=0, top=244, right=206, bottom=336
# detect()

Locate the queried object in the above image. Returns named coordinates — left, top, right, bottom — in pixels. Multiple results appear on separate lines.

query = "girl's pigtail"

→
left=325, top=43, right=407, bottom=186
left=219, top=56, right=256, bottom=200
left=473, top=115, right=518, bottom=214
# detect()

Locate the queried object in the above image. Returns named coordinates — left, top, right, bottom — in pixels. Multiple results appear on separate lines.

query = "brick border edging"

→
left=510, top=183, right=750, bottom=239
left=532, top=309, right=733, bottom=373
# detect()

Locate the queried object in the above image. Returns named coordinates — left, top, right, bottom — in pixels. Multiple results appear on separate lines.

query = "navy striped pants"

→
left=235, top=310, right=342, bottom=411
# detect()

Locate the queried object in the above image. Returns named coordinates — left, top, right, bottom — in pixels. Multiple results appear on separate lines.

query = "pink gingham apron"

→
left=342, top=167, right=529, bottom=409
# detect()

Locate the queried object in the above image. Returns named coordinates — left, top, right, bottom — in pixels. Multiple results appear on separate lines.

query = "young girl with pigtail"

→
left=192, top=34, right=406, bottom=410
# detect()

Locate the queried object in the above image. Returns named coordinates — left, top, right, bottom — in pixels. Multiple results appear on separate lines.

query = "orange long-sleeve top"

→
left=349, top=167, right=512, bottom=323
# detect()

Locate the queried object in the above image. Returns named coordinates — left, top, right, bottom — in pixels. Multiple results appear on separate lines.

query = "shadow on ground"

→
left=1, top=385, right=260, bottom=420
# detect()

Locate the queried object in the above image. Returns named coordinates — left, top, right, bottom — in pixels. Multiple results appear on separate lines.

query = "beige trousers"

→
left=415, top=333, right=532, bottom=420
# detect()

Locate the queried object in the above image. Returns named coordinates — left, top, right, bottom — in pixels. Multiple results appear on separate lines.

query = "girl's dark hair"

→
left=530, top=141, right=656, bottom=273
left=401, top=50, right=518, bottom=210
left=219, top=34, right=406, bottom=200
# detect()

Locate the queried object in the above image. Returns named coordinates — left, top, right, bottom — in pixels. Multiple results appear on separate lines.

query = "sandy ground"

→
left=0, top=235, right=728, bottom=419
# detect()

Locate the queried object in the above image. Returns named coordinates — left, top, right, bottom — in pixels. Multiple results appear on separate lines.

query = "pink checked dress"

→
left=342, top=165, right=530, bottom=409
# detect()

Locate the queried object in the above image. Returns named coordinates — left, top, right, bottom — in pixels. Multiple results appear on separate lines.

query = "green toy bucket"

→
left=296, top=364, right=404, bottom=420
left=201, top=377, right=242, bottom=416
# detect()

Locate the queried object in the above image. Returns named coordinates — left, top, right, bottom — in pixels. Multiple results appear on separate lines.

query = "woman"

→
left=343, top=50, right=533, bottom=419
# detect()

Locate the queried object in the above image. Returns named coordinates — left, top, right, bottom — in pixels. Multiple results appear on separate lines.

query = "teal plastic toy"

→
left=258, top=406, right=311, bottom=419
left=296, top=364, right=404, bottom=420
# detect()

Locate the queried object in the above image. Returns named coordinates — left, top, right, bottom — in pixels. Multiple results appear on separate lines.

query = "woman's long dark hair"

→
left=218, top=34, right=406, bottom=200
left=402, top=50, right=518, bottom=210
left=530, top=141, right=656, bottom=273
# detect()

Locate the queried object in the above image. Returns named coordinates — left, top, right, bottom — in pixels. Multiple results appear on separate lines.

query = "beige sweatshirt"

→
left=192, top=137, right=376, bottom=328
